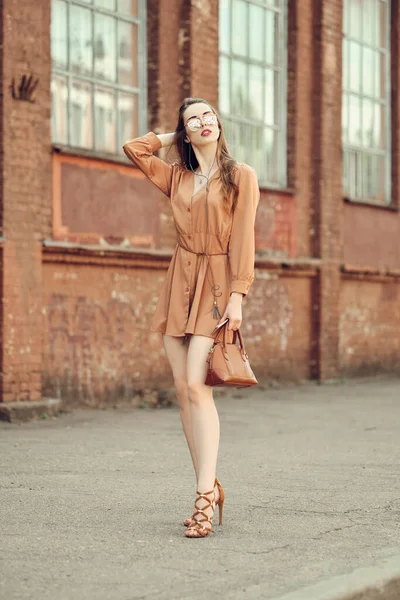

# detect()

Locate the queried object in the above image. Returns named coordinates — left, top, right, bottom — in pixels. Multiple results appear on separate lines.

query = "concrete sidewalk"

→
left=1, top=378, right=400, bottom=600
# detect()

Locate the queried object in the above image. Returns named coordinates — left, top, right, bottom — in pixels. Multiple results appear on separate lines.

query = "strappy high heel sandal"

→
left=184, top=488, right=215, bottom=538
left=183, top=478, right=225, bottom=528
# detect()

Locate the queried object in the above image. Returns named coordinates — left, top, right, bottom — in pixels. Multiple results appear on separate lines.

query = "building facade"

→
left=1, top=0, right=400, bottom=407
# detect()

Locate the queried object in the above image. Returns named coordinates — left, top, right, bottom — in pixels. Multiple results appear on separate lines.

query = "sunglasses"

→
left=186, top=114, right=218, bottom=132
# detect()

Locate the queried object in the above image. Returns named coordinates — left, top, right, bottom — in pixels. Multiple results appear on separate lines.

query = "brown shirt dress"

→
left=123, top=132, right=260, bottom=339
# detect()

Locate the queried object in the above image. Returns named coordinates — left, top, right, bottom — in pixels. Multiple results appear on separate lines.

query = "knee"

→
left=174, top=376, right=188, bottom=403
left=187, top=381, right=210, bottom=406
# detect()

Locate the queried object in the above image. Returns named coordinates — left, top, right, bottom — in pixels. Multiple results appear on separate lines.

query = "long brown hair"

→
left=174, top=97, right=239, bottom=208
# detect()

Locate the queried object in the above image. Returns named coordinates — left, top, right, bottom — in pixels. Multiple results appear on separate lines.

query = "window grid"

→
left=51, top=0, right=147, bottom=156
left=219, top=0, right=287, bottom=188
left=342, top=0, right=391, bottom=204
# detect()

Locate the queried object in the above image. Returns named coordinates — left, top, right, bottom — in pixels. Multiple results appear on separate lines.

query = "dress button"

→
left=186, top=287, right=190, bottom=292
left=188, top=235, right=191, bottom=240
left=188, top=261, right=191, bottom=266
left=187, top=208, right=191, bottom=212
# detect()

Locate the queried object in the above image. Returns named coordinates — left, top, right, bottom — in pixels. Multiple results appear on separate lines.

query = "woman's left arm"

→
left=219, top=165, right=260, bottom=331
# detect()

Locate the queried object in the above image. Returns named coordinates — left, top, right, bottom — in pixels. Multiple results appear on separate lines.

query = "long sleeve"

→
left=123, top=132, right=174, bottom=197
left=228, top=164, right=260, bottom=295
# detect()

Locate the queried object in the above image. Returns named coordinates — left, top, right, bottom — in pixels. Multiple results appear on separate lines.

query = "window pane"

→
left=247, top=125, right=263, bottom=174
left=265, top=9, right=278, bottom=65
left=373, top=102, right=385, bottom=148
left=219, top=0, right=231, bottom=54
left=362, top=98, right=374, bottom=147
left=94, top=0, right=116, bottom=10
left=249, top=65, right=263, bottom=121
left=118, top=21, right=138, bottom=86
left=117, top=0, right=138, bottom=16
left=343, top=39, right=349, bottom=92
left=51, top=75, right=68, bottom=144
left=118, top=92, right=138, bottom=147
left=231, top=60, right=247, bottom=115
left=379, top=1, right=387, bottom=49
left=264, top=127, right=278, bottom=184
left=348, top=41, right=361, bottom=93
left=342, top=93, right=349, bottom=144
left=363, top=0, right=378, bottom=46
left=232, top=0, right=247, bottom=57
left=362, top=47, right=375, bottom=96
left=348, top=94, right=362, bottom=146
left=348, top=0, right=362, bottom=39
left=51, top=0, right=68, bottom=70
left=377, top=52, right=386, bottom=100
left=95, top=87, right=117, bottom=153
left=70, top=80, right=93, bottom=148
left=264, top=68, right=275, bottom=125
left=219, top=56, right=231, bottom=115
left=94, top=13, right=117, bottom=81
left=70, top=6, right=93, bottom=76
left=249, top=4, right=264, bottom=62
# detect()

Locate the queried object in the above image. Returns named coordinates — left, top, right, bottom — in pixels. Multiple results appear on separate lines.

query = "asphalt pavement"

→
left=1, top=377, right=400, bottom=600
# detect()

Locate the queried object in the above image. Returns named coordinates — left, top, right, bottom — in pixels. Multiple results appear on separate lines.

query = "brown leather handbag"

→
left=205, top=323, right=258, bottom=388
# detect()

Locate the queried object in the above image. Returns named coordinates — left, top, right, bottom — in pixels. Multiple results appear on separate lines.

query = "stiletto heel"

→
left=215, top=477, right=225, bottom=525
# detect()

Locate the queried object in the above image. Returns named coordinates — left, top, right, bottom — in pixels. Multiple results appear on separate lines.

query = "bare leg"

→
left=162, top=335, right=198, bottom=479
left=185, top=335, right=220, bottom=536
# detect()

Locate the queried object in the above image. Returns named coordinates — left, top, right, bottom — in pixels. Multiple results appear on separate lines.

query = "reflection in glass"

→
left=219, top=0, right=231, bottom=54
left=247, top=125, right=263, bottom=174
left=51, top=75, right=68, bottom=144
left=94, top=13, right=117, bottom=81
left=70, top=80, right=93, bottom=148
left=249, top=65, right=263, bottom=121
left=231, top=60, right=247, bottom=115
left=70, top=6, right=93, bottom=76
left=249, top=4, right=263, bottom=62
left=119, top=93, right=138, bottom=147
left=362, top=46, right=375, bottom=96
left=219, top=56, right=231, bottom=115
left=51, top=0, right=68, bottom=70
left=117, top=0, right=138, bottom=15
left=95, top=87, right=117, bottom=153
left=118, top=21, right=138, bottom=86
left=232, top=0, right=247, bottom=57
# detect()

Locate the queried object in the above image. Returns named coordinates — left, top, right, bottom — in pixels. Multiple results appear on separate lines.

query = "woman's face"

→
left=183, top=102, right=220, bottom=147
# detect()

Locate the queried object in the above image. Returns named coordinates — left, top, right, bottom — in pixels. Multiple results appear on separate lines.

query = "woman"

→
left=123, top=97, right=259, bottom=538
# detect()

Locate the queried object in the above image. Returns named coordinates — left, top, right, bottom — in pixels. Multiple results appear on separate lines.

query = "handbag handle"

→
left=214, top=322, right=248, bottom=361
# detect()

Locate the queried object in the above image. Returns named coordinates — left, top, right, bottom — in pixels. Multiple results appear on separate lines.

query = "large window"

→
left=342, top=0, right=390, bottom=204
left=51, top=0, right=146, bottom=155
left=219, top=0, right=287, bottom=187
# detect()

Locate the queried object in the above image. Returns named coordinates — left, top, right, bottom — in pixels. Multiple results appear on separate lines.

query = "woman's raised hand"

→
left=218, top=292, right=243, bottom=331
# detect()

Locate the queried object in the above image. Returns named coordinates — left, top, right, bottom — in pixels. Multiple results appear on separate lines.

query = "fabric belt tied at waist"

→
left=177, top=241, right=228, bottom=319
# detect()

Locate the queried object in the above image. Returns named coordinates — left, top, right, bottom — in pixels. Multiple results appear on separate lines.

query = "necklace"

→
left=192, top=156, right=217, bottom=196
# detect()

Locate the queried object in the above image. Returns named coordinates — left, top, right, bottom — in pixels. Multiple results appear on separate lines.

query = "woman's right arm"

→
left=123, top=132, right=176, bottom=197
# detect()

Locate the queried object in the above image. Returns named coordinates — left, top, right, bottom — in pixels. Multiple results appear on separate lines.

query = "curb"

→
left=273, top=554, right=400, bottom=600
left=0, top=398, right=63, bottom=423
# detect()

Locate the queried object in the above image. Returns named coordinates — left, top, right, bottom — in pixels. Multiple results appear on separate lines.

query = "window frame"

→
left=51, top=0, right=147, bottom=158
left=218, top=0, right=288, bottom=189
left=342, top=0, right=391, bottom=206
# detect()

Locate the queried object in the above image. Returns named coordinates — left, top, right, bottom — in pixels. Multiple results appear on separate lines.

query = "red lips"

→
left=201, top=129, right=212, bottom=137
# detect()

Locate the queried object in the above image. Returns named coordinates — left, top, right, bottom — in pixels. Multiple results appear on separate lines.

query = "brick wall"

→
left=2, top=0, right=400, bottom=406
left=0, top=0, right=52, bottom=402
